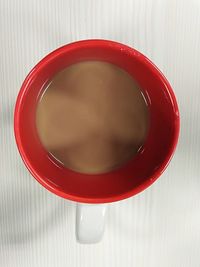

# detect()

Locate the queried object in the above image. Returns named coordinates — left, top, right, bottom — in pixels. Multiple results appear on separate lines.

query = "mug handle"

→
left=76, top=203, right=107, bottom=243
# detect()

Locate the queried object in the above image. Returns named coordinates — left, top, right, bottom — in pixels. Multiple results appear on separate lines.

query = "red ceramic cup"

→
left=14, top=40, right=180, bottom=243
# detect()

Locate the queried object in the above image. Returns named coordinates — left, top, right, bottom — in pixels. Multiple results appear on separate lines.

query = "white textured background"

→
left=0, top=0, right=200, bottom=266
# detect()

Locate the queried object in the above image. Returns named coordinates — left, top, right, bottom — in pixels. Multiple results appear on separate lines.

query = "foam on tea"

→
left=36, top=61, right=149, bottom=174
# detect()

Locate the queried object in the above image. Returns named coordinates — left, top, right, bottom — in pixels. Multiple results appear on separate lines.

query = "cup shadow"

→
left=0, top=185, right=74, bottom=247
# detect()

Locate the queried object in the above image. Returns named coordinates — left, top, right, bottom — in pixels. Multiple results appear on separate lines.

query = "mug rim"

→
left=14, top=39, right=180, bottom=203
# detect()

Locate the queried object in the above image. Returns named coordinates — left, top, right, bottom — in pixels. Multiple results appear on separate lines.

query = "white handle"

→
left=76, top=203, right=107, bottom=244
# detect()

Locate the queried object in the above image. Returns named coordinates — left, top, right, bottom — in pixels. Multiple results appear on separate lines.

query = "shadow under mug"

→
left=14, top=40, right=180, bottom=243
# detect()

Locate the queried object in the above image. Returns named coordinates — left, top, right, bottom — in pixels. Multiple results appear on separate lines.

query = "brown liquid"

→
left=36, top=61, right=148, bottom=174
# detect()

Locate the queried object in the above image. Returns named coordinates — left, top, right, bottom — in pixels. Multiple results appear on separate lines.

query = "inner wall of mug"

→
left=15, top=40, right=179, bottom=202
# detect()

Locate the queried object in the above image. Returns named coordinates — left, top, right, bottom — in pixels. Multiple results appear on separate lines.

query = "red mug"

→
left=14, top=40, right=180, bottom=243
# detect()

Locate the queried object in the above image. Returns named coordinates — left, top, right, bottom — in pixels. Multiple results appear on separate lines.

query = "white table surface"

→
left=0, top=0, right=200, bottom=266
